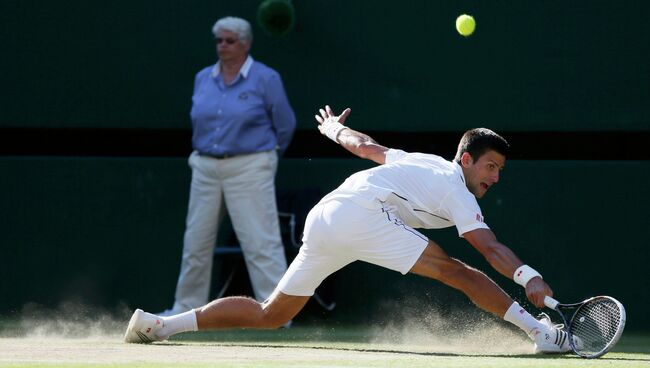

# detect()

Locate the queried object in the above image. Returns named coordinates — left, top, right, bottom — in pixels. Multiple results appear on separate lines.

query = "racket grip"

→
left=544, top=296, right=559, bottom=309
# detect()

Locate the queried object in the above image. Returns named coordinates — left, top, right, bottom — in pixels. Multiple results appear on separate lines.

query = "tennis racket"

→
left=544, top=295, right=626, bottom=358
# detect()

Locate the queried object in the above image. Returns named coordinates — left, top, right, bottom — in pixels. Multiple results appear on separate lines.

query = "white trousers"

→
left=171, top=150, right=287, bottom=311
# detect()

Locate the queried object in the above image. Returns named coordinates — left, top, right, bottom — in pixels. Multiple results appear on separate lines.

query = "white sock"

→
left=156, top=310, right=198, bottom=340
left=503, top=302, right=549, bottom=340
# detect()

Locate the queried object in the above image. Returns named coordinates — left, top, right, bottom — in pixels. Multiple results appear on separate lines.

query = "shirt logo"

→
left=476, top=213, right=484, bottom=222
left=238, top=92, right=248, bottom=100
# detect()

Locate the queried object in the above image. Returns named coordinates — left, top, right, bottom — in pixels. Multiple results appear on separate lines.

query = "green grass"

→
left=0, top=326, right=648, bottom=368
left=1, top=352, right=649, bottom=368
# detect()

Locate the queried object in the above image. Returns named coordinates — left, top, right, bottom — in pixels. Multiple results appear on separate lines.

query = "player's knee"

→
left=257, top=299, right=294, bottom=329
left=438, top=258, right=475, bottom=283
left=263, top=318, right=290, bottom=329
left=258, top=308, right=292, bottom=329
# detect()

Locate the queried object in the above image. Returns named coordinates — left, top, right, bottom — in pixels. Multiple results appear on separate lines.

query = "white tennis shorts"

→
left=277, top=197, right=429, bottom=296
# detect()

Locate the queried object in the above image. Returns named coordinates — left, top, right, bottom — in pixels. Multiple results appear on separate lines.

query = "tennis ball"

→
left=456, top=14, right=476, bottom=37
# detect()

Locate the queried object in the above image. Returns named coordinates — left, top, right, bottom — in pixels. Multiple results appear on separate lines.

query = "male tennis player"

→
left=125, top=105, right=576, bottom=353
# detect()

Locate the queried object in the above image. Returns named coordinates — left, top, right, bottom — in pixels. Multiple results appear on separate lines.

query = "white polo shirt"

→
left=321, top=149, right=489, bottom=236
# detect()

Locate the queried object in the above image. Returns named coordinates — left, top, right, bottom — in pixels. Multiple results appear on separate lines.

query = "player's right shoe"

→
left=533, top=312, right=578, bottom=354
left=123, top=309, right=164, bottom=344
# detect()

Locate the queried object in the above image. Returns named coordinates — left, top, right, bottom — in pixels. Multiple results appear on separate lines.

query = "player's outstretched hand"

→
left=526, top=277, right=553, bottom=308
left=315, top=105, right=352, bottom=131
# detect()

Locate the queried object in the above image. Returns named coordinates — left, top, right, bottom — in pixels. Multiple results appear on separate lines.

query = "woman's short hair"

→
left=211, top=16, right=253, bottom=43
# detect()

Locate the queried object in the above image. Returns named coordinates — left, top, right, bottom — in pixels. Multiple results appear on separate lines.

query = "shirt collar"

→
left=453, top=160, right=466, bottom=184
left=211, top=55, right=254, bottom=78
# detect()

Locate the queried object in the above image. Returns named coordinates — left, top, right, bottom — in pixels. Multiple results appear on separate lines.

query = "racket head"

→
left=567, top=296, right=626, bottom=358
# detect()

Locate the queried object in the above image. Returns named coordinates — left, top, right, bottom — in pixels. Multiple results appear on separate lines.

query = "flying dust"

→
left=0, top=301, right=131, bottom=339
left=0, top=299, right=533, bottom=356
left=365, top=299, right=533, bottom=355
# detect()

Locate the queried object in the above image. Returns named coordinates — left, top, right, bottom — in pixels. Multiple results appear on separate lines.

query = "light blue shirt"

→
left=190, top=56, right=296, bottom=155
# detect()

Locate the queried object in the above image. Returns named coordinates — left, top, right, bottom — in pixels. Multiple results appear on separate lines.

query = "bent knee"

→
left=258, top=309, right=292, bottom=329
left=437, top=258, right=480, bottom=283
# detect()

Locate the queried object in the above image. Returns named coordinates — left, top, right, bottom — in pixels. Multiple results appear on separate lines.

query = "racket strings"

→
left=569, top=299, right=622, bottom=354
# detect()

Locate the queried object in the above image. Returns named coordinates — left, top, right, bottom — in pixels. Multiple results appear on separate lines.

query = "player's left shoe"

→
left=123, top=309, right=164, bottom=344
left=533, top=312, right=582, bottom=354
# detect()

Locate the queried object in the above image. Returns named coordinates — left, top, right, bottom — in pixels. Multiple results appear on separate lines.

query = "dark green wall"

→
left=1, top=1, right=649, bottom=131
left=1, top=157, right=649, bottom=329
left=0, top=0, right=648, bottom=332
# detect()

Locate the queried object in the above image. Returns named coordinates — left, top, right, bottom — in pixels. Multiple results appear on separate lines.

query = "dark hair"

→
left=453, top=128, right=509, bottom=163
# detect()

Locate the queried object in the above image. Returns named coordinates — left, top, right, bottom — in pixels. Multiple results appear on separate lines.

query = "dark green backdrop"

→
left=1, top=157, right=649, bottom=329
left=1, top=0, right=649, bottom=332
left=1, top=0, right=649, bottom=130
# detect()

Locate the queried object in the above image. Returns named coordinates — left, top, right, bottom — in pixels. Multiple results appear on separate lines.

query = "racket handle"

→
left=544, top=296, right=559, bottom=309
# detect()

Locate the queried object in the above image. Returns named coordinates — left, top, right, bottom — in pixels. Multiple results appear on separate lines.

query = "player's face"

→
left=215, top=30, right=250, bottom=62
left=461, top=150, right=506, bottom=198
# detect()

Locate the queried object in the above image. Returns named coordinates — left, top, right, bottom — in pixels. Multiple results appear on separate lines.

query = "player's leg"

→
left=195, top=290, right=309, bottom=329
left=126, top=290, right=309, bottom=343
left=129, top=238, right=342, bottom=343
left=344, top=201, right=569, bottom=353
left=195, top=198, right=356, bottom=330
left=125, top=200, right=352, bottom=343
left=195, top=197, right=353, bottom=330
left=222, top=151, right=287, bottom=301
left=127, top=255, right=314, bottom=342
left=409, top=240, right=512, bottom=316
left=344, top=203, right=511, bottom=315
left=409, top=241, right=572, bottom=352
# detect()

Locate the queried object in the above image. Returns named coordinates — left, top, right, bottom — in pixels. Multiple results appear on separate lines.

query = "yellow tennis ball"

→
left=456, top=14, right=476, bottom=37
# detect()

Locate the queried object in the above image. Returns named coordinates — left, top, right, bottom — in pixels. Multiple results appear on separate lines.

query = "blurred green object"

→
left=257, top=0, right=295, bottom=37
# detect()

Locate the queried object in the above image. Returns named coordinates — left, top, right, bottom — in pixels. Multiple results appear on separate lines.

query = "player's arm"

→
left=337, top=125, right=388, bottom=164
left=463, top=228, right=552, bottom=308
left=315, top=105, right=389, bottom=165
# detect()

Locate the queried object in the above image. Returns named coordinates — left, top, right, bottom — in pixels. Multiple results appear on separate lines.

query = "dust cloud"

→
left=0, top=299, right=533, bottom=355
left=0, top=301, right=131, bottom=339
left=366, top=300, right=533, bottom=355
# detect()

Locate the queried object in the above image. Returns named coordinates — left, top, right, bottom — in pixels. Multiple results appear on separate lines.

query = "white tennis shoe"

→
left=124, top=309, right=165, bottom=344
left=533, top=313, right=581, bottom=354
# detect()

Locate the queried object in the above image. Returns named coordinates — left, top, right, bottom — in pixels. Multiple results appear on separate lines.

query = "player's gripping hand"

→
left=526, top=277, right=553, bottom=308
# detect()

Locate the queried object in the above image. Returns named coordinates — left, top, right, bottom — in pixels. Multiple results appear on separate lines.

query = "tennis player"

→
left=125, top=105, right=576, bottom=353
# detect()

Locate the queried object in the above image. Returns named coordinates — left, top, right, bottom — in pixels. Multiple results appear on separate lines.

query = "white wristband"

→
left=320, top=121, right=348, bottom=144
left=513, top=265, right=542, bottom=287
